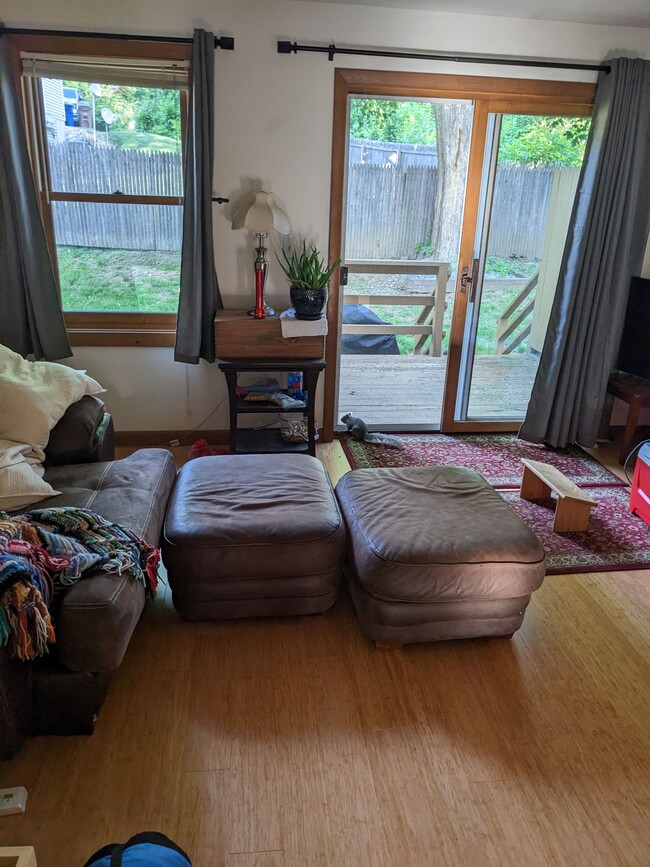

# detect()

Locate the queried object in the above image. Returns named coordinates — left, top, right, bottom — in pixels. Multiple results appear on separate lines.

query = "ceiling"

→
left=296, top=0, right=650, bottom=29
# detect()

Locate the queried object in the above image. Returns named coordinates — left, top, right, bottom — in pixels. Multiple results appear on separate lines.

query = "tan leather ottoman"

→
left=162, top=454, right=346, bottom=619
left=335, top=466, right=546, bottom=646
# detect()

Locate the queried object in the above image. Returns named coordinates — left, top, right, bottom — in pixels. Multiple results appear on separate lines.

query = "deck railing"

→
left=342, top=260, right=449, bottom=357
left=494, top=271, right=539, bottom=355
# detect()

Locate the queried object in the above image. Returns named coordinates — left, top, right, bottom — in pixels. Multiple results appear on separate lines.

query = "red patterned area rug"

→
left=340, top=433, right=624, bottom=489
left=499, top=488, right=650, bottom=574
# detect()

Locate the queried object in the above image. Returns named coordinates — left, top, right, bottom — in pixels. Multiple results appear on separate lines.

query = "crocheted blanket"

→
left=0, top=507, right=160, bottom=661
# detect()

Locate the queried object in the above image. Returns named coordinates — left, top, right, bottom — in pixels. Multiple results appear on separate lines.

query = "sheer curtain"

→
left=520, top=57, right=650, bottom=448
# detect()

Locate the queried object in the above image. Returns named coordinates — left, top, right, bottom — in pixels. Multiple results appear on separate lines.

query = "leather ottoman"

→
left=335, top=466, right=546, bottom=646
left=162, top=454, right=346, bottom=620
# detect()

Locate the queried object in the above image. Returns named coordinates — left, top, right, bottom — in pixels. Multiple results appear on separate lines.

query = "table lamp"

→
left=232, top=191, right=290, bottom=318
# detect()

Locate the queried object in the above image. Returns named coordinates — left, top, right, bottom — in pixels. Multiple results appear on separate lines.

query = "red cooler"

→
left=630, top=442, right=650, bottom=525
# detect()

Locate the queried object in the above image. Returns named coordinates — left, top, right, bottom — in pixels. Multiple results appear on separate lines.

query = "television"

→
left=617, top=276, right=650, bottom=381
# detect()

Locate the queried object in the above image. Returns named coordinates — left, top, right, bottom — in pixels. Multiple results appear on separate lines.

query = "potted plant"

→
left=278, top=242, right=340, bottom=320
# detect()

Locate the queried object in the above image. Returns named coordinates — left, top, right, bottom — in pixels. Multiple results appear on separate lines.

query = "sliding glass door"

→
left=454, top=112, right=590, bottom=422
left=325, top=70, right=595, bottom=438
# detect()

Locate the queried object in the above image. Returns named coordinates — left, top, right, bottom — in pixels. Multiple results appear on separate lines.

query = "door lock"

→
left=460, top=259, right=480, bottom=302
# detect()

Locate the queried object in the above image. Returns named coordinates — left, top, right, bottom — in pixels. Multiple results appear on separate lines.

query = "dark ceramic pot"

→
left=290, top=285, right=328, bottom=320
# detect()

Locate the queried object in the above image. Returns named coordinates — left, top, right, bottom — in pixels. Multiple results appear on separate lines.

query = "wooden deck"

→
left=337, top=353, right=539, bottom=426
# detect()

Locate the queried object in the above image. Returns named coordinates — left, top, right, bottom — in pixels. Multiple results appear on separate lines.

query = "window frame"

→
left=8, top=34, right=191, bottom=347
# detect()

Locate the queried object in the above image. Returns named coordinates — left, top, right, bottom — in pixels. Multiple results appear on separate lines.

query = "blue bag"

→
left=84, top=832, right=192, bottom=866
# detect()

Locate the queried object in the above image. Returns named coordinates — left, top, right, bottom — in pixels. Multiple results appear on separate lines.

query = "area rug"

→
left=499, top=488, right=650, bottom=574
left=340, top=433, right=624, bottom=489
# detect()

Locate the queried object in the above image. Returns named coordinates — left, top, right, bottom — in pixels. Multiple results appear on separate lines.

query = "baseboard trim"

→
left=114, top=430, right=229, bottom=447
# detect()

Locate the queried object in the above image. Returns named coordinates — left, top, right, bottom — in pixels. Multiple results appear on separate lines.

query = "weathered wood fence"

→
left=48, top=143, right=578, bottom=260
left=50, top=142, right=182, bottom=251
left=346, top=164, right=578, bottom=261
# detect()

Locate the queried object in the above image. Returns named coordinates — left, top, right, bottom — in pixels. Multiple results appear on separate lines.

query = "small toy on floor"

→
left=341, top=413, right=405, bottom=450
left=187, top=439, right=227, bottom=460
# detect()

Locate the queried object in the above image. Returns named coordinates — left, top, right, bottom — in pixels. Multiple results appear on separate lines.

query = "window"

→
left=15, top=38, right=190, bottom=345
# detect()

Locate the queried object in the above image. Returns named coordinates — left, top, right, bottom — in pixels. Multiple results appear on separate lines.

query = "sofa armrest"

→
left=45, top=395, right=115, bottom=466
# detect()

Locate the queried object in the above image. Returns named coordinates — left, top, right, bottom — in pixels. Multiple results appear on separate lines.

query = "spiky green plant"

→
left=277, top=243, right=340, bottom=290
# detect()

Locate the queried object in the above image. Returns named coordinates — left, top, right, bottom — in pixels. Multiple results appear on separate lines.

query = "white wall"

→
left=3, top=0, right=649, bottom=431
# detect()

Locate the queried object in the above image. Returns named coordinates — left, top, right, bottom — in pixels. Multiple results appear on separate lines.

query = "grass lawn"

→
left=108, top=130, right=181, bottom=154
left=57, top=246, right=180, bottom=312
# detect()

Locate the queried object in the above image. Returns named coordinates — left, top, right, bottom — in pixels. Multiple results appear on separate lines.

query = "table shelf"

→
left=233, top=429, right=310, bottom=454
left=218, top=357, right=325, bottom=457
left=235, top=396, right=308, bottom=414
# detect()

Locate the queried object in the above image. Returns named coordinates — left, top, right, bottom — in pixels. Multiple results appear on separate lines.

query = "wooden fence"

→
left=47, top=143, right=577, bottom=259
left=50, top=142, right=182, bottom=251
left=345, top=164, right=577, bottom=261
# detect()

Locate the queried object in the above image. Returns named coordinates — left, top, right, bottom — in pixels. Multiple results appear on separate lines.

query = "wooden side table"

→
left=218, top=358, right=325, bottom=457
left=607, top=372, right=650, bottom=464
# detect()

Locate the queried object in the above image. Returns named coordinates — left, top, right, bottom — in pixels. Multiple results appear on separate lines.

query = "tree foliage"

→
left=498, top=115, right=590, bottom=166
left=65, top=81, right=181, bottom=142
left=350, top=99, right=437, bottom=145
left=349, top=98, right=590, bottom=166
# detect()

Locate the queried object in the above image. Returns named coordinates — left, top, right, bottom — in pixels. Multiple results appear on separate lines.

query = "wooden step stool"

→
left=0, top=848, right=37, bottom=867
left=520, top=459, right=597, bottom=533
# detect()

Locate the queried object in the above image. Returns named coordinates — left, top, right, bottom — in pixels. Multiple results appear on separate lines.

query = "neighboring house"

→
left=40, top=76, right=66, bottom=143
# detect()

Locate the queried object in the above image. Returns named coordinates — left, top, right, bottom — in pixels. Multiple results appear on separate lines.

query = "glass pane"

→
left=52, top=201, right=181, bottom=312
left=465, top=114, right=591, bottom=419
left=41, top=79, right=182, bottom=195
left=338, top=97, right=472, bottom=428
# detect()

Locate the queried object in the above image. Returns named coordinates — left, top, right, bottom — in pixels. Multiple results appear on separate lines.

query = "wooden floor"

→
left=338, top=353, right=539, bottom=426
left=2, top=442, right=649, bottom=867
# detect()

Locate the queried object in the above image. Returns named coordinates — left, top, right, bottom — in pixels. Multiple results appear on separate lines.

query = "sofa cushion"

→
left=44, top=395, right=106, bottom=466
left=43, top=449, right=176, bottom=672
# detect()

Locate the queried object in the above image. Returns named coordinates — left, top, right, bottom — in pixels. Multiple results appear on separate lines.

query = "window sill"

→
left=64, top=312, right=176, bottom=347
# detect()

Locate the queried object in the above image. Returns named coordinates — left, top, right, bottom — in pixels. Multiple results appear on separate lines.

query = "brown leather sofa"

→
left=0, top=396, right=176, bottom=757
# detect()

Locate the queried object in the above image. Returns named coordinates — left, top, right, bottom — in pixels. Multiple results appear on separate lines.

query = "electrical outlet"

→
left=0, top=787, right=28, bottom=816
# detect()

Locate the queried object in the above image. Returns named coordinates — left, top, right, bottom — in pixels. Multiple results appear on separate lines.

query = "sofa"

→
left=0, top=396, right=176, bottom=757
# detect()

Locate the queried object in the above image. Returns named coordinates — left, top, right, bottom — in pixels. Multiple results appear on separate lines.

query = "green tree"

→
left=498, top=115, right=590, bottom=166
left=64, top=81, right=181, bottom=142
left=350, top=99, right=436, bottom=145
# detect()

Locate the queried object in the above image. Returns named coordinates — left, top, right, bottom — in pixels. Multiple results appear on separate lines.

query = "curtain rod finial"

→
left=216, top=35, right=234, bottom=50
left=277, top=40, right=297, bottom=54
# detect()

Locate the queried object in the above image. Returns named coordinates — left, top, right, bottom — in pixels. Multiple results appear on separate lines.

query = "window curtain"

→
left=520, top=57, right=650, bottom=448
left=0, top=35, right=71, bottom=360
left=175, top=29, right=223, bottom=365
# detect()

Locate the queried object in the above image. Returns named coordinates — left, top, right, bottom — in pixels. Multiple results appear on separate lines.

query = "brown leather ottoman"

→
left=162, top=454, right=346, bottom=620
left=335, top=466, right=546, bottom=646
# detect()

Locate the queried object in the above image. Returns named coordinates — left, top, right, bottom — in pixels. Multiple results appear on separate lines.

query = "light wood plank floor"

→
left=338, top=353, right=539, bottom=426
left=2, top=442, right=649, bottom=867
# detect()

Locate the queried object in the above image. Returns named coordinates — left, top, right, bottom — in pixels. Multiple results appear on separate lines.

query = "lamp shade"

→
left=232, top=191, right=290, bottom=234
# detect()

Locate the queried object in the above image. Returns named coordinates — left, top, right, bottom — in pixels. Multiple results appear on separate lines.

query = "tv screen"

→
left=617, top=276, right=650, bottom=381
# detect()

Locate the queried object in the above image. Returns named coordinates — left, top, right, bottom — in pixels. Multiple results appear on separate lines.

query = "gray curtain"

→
left=0, top=35, right=71, bottom=360
left=520, top=57, right=650, bottom=448
left=175, top=28, right=223, bottom=365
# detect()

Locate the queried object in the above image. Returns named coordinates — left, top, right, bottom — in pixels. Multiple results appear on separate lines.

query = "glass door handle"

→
left=460, top=259, right=480, bottom=301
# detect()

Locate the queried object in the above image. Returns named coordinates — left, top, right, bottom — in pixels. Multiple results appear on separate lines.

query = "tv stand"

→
left=607, top=372, right=650, bottom=464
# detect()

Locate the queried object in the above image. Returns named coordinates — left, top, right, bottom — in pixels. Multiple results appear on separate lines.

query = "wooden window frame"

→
left=324, top=68, right=596, bottom=439
left=8, top=34, right=191, bottom=347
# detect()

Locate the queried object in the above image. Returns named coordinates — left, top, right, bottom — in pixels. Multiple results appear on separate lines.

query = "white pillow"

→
left=0, top=441, right=60, bottom=511
left=0, top=344, right=105, bottom=463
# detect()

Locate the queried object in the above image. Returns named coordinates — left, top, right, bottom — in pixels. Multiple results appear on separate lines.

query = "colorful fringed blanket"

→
left=0, top=507, right=160, bottom=661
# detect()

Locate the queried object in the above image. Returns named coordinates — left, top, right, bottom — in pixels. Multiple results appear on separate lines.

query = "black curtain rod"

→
left=277, top=41, right=609, bottom=73
left=0, top=25, right=234, bottom=50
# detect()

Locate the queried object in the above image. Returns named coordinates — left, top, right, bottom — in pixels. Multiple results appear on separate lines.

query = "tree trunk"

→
left=430, top=104, right=473, bottom=265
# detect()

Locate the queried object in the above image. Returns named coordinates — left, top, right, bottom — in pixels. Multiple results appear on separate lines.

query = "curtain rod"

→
left=277, top=41, right=609, bottom=73
left=0, top=26, right=234, bottom=50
